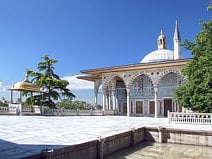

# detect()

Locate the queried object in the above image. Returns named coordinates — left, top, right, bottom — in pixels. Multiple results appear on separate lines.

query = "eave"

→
left=81, top=58, right=192, bottom=76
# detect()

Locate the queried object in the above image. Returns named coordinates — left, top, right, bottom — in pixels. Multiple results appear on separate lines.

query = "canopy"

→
left=9, top=70, right=41, bottom=92
left=10, top=80, right=41, bottom=92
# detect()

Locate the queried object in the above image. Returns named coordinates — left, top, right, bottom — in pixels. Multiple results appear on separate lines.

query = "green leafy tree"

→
left=58, top=98, right=92, bottom=110
left=0, top=101, right=8, bottom=107
left=27, top=55, right=75, bottom=108
left=175, top=20, right=212, bottom=113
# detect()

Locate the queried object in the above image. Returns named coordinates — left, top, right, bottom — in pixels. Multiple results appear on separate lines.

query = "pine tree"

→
left=27, top=55, right=75, bottom=108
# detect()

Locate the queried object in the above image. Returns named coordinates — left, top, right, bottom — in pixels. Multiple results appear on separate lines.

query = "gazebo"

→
left=9, top=70, right=42, bottom=115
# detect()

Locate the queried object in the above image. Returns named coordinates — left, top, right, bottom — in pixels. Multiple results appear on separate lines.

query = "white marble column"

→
left=154, top=86, right=158, bottom=118
left=112, top=91, right=116, bottom=110
left=94, top=79, right=102, bottom=110
left=94, top=90, right=98, bottom=109
left=102, top=93, right=106, bottom=112
left=106, top=94, right=109, bottom=110
left=127, top=88, right=130, bottom=117
left=108, top=93, right=111, bottom=110
left=116, top=97, right=119, bottom=111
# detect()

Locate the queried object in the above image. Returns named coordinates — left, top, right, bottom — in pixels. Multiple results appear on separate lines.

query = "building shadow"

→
left=0, top=139, right=65, bottom=159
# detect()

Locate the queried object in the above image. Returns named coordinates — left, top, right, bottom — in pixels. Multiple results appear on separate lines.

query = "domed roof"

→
left=140, top=29, right=178, bottom=63
left=10, top=70, right=41, bottom=92
left=140, top=49, right=174, bottom=63
left=11, top=80, right=41, bottom=92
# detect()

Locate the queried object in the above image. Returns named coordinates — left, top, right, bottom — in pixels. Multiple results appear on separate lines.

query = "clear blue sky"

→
left=0, top=0, right=211, bottom=103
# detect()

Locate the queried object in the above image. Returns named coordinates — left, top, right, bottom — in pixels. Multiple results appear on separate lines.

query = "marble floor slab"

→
left=0, top=116, right=211, bottom=158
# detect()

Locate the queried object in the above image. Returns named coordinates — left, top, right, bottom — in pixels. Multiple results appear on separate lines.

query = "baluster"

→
left=202, top=114, right=204, bottom=123
left=202, top=114, right=204, bottom=124
left=190, top=114, right=192, bottom=123
left=179, top=113, right=181, bottom=123
left=174, top=113, right=176, bottom=122
left=192, top=114, right=194, bottom=123
left=196, top=114, right=198, bottom=123
left=211, top=114, right=212, bottom=124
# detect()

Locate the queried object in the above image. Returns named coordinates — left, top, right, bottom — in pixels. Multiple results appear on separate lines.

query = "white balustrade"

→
left=0, top=104, right=42, bottom=115
left=0, top=107, right=9, bottom=112
left=43, top=108, right=104, bottom=116
left=168, top=111, right=212, bottom=124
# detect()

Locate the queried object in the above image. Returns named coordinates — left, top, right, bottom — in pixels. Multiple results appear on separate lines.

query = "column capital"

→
left=153, top=83, right=159, bottom=87
left=102, top=89, right=107, bottom=95
left=111, top=90, right=116, bottom=95
left=154, top=84, right=159, bottom=92
left=126, top=87, right=131, bottom=93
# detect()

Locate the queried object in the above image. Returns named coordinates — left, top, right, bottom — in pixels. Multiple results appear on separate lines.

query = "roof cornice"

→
left=81, top=58, right=192, bottom=75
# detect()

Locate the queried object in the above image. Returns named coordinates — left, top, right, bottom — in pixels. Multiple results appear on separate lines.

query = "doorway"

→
left=123, top=102, right=127, bottom=114
left=164, top=98, right=172, bottom=116
left=136, top=101, right=143, bottom=114
left=149, top=101, right=155, bottom=114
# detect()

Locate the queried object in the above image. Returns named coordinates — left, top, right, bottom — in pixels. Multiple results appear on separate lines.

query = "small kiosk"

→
left=9, top=71, right=41, bottom=115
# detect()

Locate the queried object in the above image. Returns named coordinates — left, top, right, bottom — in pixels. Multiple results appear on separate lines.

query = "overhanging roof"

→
left=78, top=58, right=192, bottom=81
left=9, top=81, right=41, bottom=92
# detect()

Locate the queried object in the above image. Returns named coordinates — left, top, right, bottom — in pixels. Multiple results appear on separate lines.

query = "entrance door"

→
left=136, top=101, right=143, bottom=114
left=164, top=98, right=172, bottom=116
left=149, top=101, right=155, bottom=114
left=123, top=102, right=127, bottom=114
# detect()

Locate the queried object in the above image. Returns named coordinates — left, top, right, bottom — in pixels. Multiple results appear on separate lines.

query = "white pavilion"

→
left=78, top=21, right=191, bottom=118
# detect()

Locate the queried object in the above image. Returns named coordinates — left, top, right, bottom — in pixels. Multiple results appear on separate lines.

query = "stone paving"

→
left=0, top=116, right=211, bottom=159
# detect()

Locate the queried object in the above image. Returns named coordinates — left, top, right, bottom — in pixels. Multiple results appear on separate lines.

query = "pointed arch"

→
left=129, top=73, right=154, bottom=98
left=157, top=69, right=182, bottom=86
left=128, top=72, right=153, bottom=88
left=94, top=79, right=102, bottom=94
left=102, top=74, right=126, bottom=91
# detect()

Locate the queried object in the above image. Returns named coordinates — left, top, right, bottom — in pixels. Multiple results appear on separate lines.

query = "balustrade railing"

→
left=0, top=104, right=41, bottom=115
left=0, top=107, right=9, bottom=112
left=43, top=108, right=117, bottom=116
left=168, top=111, right=212, bottom=124
left=0, top=106, right=17, bottom=114
left=22, top=107, right=33, bottom=112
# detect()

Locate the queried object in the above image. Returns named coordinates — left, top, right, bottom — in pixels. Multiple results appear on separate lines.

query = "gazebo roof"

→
left=10, top=81, right=41, bottom=92
left=10, top=70, right=41, bottom=92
